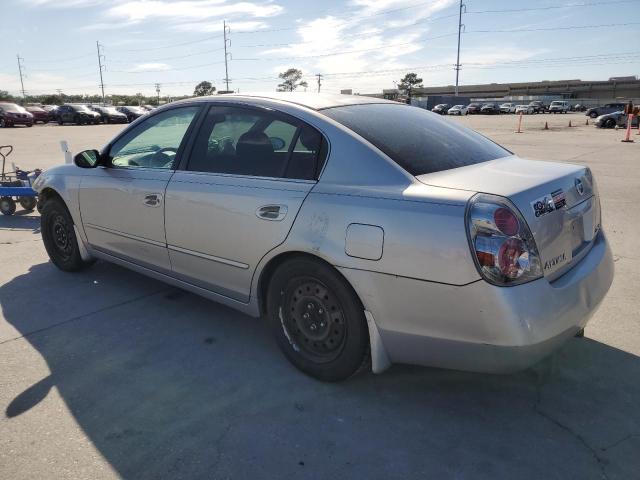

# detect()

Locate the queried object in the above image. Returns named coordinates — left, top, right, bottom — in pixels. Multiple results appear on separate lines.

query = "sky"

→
left=0, top=0, right=639, bottom=98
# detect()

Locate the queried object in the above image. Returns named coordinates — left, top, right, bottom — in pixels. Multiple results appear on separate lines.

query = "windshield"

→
left=127, top=107, right=145, bottom=113
left=550, top=102, right=564, bottom=106
left=72, top=105, right=91, bottom=112
left=453, top=105, right=464, bottom=109
left=322, top=103, right=510, bottom=176
left=0, top=103, right=25, bottom=112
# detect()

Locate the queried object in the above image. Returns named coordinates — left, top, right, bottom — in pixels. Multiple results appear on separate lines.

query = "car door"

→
left=79, top=105, right=201, bottom=273
left=165, top=104, right=327, bottom=302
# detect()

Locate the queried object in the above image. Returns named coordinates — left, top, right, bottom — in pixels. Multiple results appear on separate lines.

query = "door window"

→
left=108, top=106, right=199, bottom=169
left=186, top=106, right=325, bottom=180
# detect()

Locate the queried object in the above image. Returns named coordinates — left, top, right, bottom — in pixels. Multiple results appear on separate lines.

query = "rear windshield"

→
left=322, top=103, right=510, bottom=176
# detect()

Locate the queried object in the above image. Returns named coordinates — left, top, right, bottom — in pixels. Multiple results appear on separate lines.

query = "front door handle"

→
left=144, top=193, right=162, bottom=207
left=256, top=204, right=288, bottom=221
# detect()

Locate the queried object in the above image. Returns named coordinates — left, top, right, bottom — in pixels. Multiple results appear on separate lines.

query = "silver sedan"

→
left=34, top=93, right=614, bottom=381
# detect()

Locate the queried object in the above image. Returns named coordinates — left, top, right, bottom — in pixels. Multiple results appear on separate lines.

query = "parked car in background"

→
left=549, top=101, right=570, bottom=114
left=586, top=103, right=626, bottom=119
left=91, top=106, right=128, bottom=124
left=142, top=105, right=156, bottom=111
left=0, top=103, right=33, bottom=127
left=572, top=104, right=587, bottom=112
left=33, top=93, right=613, bottom=381
left=117, top=106, right=147, bottom=122
left=480, top=103, right=500, bottom=114
left=528, top=101, right=547, bottom=114
left=431, top=104, right=451, bottom=115
left=500, top=103, right=516, bottom=113
left=515, top=104, right=534, bottom=115
left=595, top=110, right=640, bottom=129
left=447, top=105, right=468, bottom=115
left=25, top=105, right=50, bottom=123
left=56, top=105, right=101, bottom=125
left=466, top=102, right=482, bottom=114
left=42, top=105, right=59, bottom=121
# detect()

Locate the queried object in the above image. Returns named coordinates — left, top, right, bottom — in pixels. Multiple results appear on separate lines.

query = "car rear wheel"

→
left=589, top=111, right=598, bottom=118
left=266, top=257, right=370, bottom=381
left=0, top=119, right=5, bottom=128
left=41, top=197, right=94, bottom=272
left=604, top=118, right=616, bottom=128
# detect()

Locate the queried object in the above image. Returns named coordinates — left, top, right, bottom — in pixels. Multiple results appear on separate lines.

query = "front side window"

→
left=186, top=106, right=324, bottom=180
left=108, top=106, right=199, bottom=169
left=322, top=103, right=510, bottom=176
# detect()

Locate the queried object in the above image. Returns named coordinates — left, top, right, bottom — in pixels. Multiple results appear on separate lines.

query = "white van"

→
left=549, top=100, right=570, bottom=113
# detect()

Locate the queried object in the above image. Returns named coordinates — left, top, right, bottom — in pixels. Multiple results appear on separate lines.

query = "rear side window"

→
left=322, top=103, right=509, bottom=176
left=186, top=105, right=325, bottom=180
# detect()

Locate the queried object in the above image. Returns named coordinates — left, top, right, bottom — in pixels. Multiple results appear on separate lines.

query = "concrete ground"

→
left=1, top=113, right=639, bottom=480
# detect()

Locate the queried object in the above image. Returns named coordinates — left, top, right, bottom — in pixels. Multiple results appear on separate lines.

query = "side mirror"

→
left=74, top=149, right=101, bottom=168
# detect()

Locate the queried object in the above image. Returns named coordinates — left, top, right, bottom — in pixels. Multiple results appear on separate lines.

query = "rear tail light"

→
left=466, top=194, right=542, bottom=286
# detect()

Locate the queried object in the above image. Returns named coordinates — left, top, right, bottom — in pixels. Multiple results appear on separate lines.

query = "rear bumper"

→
left=340, top=231, right=614, bottom=373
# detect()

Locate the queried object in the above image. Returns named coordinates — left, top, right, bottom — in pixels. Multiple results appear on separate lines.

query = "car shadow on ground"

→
left=1, top=261, right=639, bottom=480
left=0, top=213, right=40, bottom=235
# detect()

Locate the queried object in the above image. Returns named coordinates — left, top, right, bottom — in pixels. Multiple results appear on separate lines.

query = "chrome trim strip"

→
left=84, top=223, right=166, bottom=248
left=167, top=244, right=249, bottom=269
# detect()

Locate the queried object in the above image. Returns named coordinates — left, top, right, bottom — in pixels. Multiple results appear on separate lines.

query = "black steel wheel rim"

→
left=51, top=213, right=73, bottom=259
left=280, top=278, right=347, bottom=363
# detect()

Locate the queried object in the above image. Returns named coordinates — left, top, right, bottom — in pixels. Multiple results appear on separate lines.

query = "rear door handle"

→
left=256, top=204, right=288, bottom=221
left=144, top=193, right=162, bottom=207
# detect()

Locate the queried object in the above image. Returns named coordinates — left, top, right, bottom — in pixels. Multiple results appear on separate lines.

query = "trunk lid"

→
left=417, top=156, right=601, bottom=280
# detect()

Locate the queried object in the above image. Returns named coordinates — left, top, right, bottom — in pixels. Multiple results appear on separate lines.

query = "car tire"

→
left=27, top=123, right=33, bottom=127
left=589, top=112, right=598, bottom=118
left=604, top=118, right=616, bottom=128
left=18, top=196, right=37, bottom=211
left=266, top=257, right=370, bottom=382
left=0, top=118, right=5, bottom=128
left=41, top=197, right=94, bottom=272
left=58, top=118, right=63, bottom=125
left=0, top=196, right=16, bottom=215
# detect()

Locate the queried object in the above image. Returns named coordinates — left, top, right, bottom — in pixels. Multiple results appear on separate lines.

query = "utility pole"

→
left=316, top=73, right=323, bottom=93
left=454, top=0, right=465, bottom=96
left=223, top=20, right=231, bottom=92
left=96, top=41, right=106, bottom=104
left=16, top=55, right=26, bottom=101
left=155, top=83, right=161, bottom=105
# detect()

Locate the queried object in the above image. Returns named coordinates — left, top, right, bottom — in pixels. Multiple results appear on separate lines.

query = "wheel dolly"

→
left=0, top=145, right=41, bottom=216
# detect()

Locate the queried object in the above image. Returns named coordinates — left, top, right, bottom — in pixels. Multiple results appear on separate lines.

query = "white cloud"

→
left=172, top=20, right=268, bottom=33
left=107, top=0, right=283, bottom=22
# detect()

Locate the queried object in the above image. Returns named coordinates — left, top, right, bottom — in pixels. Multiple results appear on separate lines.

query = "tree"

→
left=397, top=73, right=423, bottom=99
left=0, top=90, right=15, bottom=102
left=276, top=68, right=308, bottom=92
left=193, top=81, right=216, bottom=96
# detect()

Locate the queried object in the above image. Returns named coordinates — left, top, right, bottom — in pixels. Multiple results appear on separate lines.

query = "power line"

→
left=467, top=0, right=640, bottom=15
left=234, top=32, right=459, bottom=62
left=108, top=33, right=224, bottom=53
left=469, top=21, right=640, bottom=34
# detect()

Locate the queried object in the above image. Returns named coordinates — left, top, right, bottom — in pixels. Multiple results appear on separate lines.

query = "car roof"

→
left=170, top=92, right=396, bottom=111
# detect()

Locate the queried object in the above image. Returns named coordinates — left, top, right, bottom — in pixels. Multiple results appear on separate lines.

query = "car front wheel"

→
left=41, top=197, right=94, bottom=272
left=589, top=112, right=598, bottom=118
left=266, top=257, right=370, bottom=381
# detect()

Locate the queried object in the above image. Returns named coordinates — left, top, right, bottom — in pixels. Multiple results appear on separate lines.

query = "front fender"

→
left=34, top=165, right=86, bottom=243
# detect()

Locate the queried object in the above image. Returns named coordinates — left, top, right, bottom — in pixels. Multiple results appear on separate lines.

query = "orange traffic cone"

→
left=621, top=114, right=634, bottom=143
left=586, top=118, right=589, bottom=126
left=568, top=120, right=573, bottom=127
left=543, top=122, right=549, bottom=130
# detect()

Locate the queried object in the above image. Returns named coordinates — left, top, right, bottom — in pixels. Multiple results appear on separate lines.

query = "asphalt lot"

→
left=1, top=113, right=639, bottom=479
